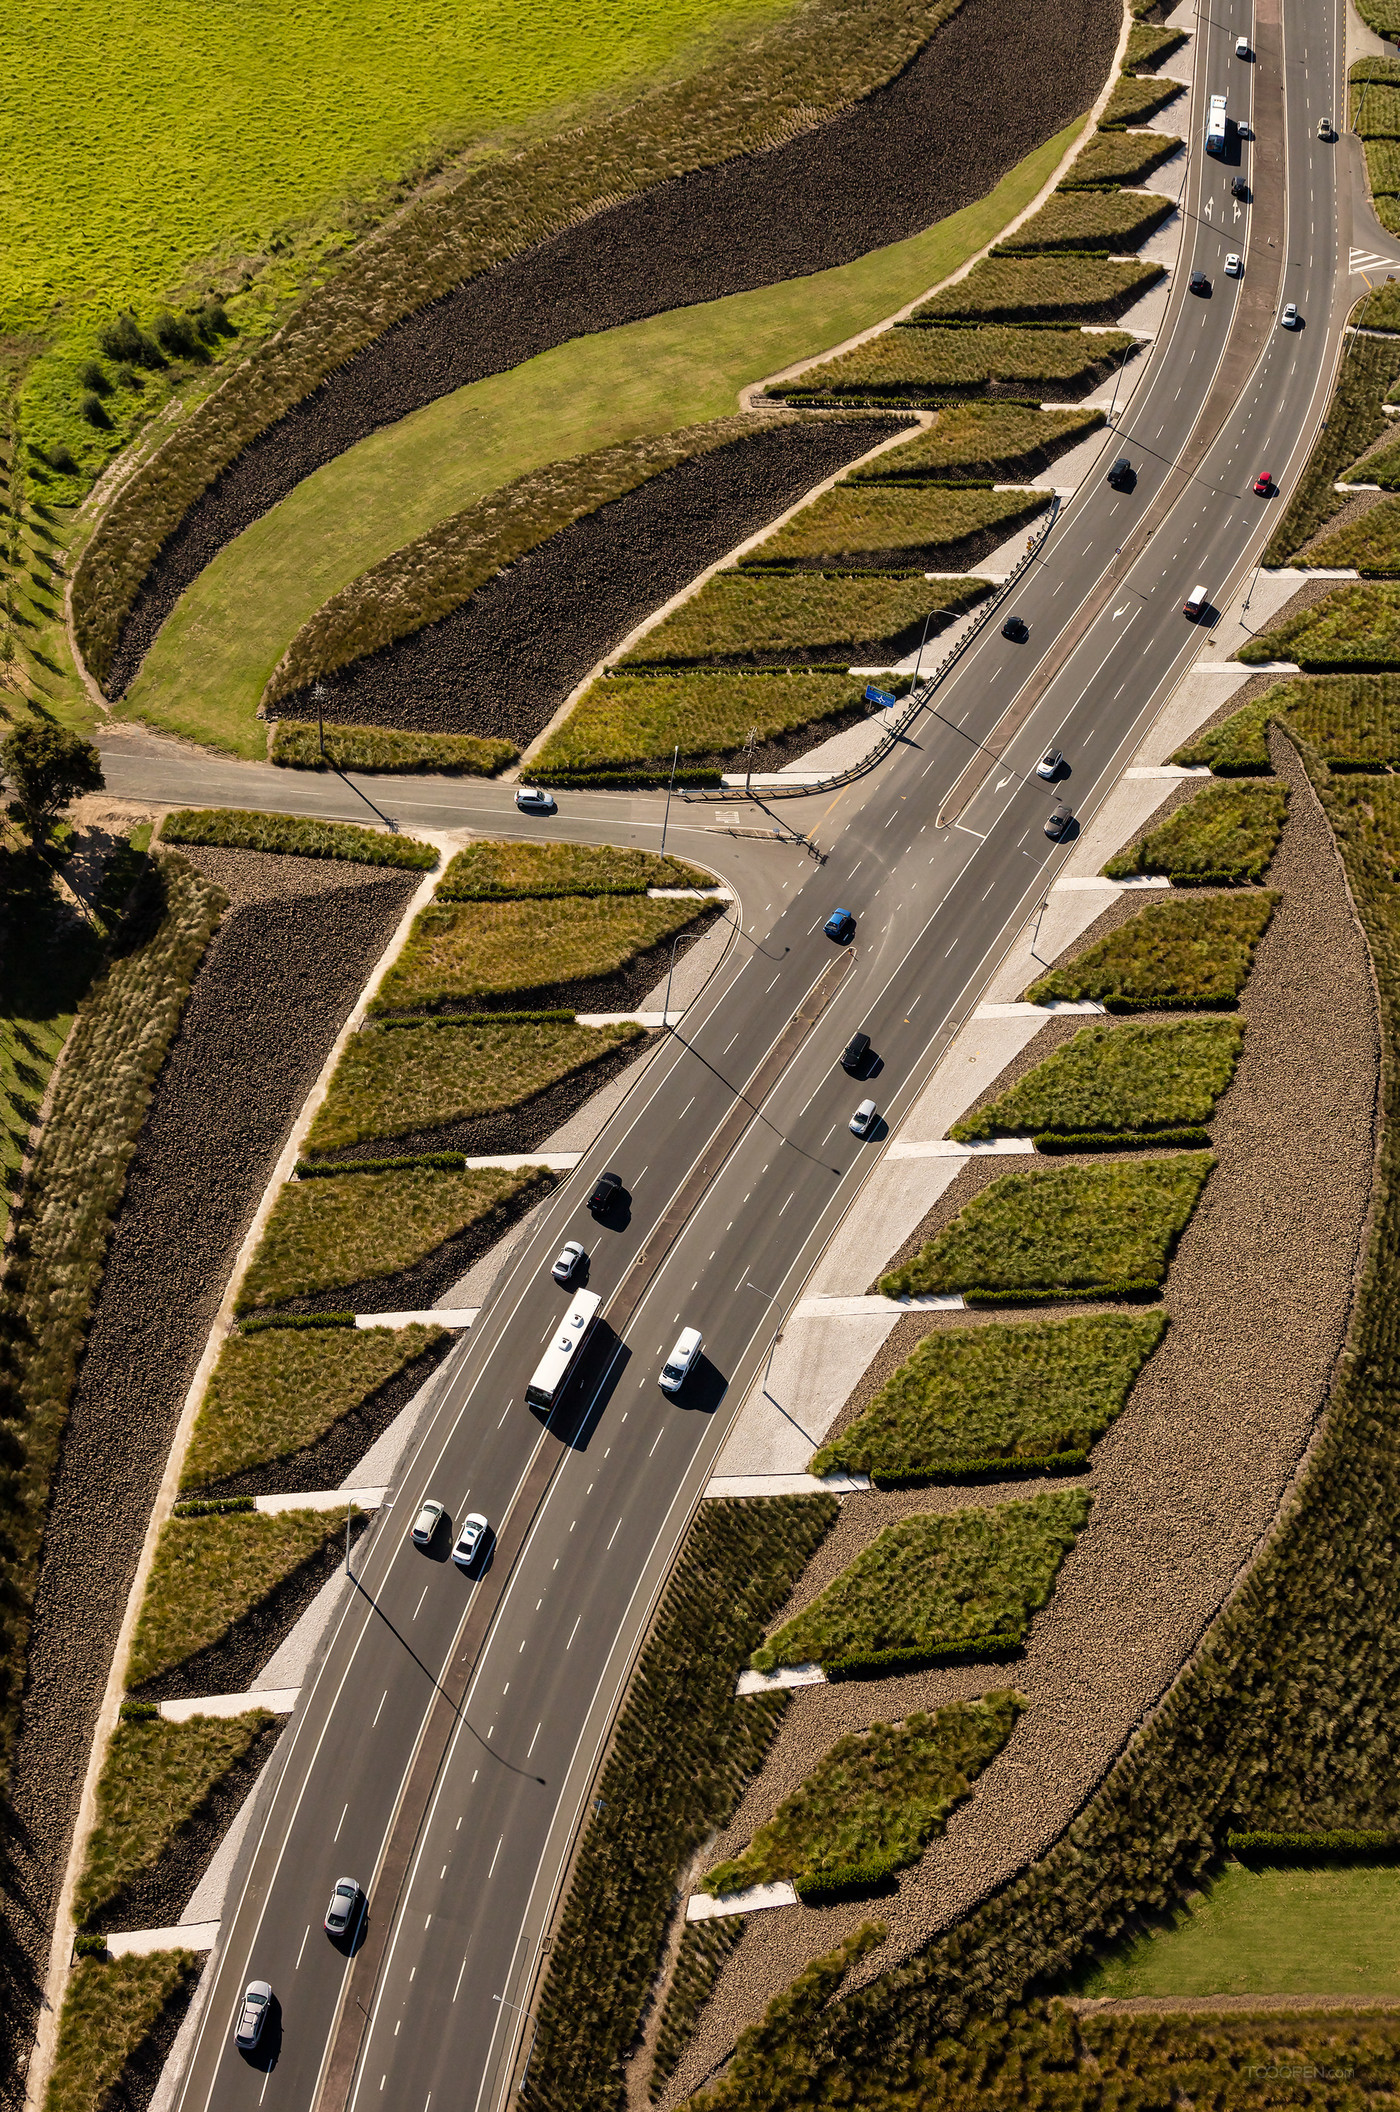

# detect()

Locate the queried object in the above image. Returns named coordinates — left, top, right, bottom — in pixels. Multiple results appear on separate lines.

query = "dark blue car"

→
left=824, top=908, right=856, bottom=943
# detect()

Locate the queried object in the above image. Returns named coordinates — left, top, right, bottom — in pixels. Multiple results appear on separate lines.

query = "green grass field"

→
left=1239, top=584, right=1400, bottom=669
left=1073, top=1863, right=1400, bottom=1999
left=272, top=721, right=517, bottom=775
left=538, top=669, right=876, bottom=773
left=371, top=894, right=708, bottom=1011
left=617, top=572, right=982, bottom=667
left=1024, top=892, right=1279, bottom=1009
left=1101, top=782, right=1288, bottom=885
left=951, top=1020, right=1243, bottom=1141
left=114, top=122, right=1082, bottom=759
left=436, top=841, right=709, bottom=898
left=126, top=1508, right=353, bottom=1687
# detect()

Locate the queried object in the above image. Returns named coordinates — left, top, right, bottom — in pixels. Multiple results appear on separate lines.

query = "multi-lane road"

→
left=95, top=1, right=1362, bottom=2102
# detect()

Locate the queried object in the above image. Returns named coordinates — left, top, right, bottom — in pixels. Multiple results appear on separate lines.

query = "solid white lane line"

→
left=296, top=1926, right=310, bottom=1971
left=567, top=1618, right=582, bottom=1649
left=373, top=1690, right=388, bottom=1727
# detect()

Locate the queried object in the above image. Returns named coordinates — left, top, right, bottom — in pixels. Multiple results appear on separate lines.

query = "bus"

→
left=526, top=1290, right=602, bottom=1410
left=1205, top=93, right=1228, bottom=156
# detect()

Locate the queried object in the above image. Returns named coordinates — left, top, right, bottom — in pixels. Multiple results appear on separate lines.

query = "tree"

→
left=2, top=721, right=104, bottom=839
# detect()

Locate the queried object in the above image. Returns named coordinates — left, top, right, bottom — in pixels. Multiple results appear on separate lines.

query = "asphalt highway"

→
left=149, top=3, right=1355, bottom=2104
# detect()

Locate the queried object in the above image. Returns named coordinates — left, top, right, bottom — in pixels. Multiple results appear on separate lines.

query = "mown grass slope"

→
left=127, top=1507, right=355, bottom=1687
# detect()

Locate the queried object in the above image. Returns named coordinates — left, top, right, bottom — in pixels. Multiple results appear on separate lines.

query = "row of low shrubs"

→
left=271, top=720, right=516, bottom=777
left=877, top=1155, right=1215, bottom=1304
left=770, top=323, right=1137, bottom=402
left=735, top=482, right=1050, bottom=566
left=436, top=841, right=708, bottom=900
left=1024, top=890, right=1279, bottom=1008
left=913, top=254, right=1163, bottom=326
left=618, top=571, right=992, bottom=672
left=949, top=1018, right=1243, bottom=1143
left=1240, top=581, right=1400, bottom=668
left=44, top=1950, right=201, bottom=2112
left=1059, top=131, right=1182, bottom=188
left=1261, top=328, right=1400, bottom=565
left=991, top=188, right=1174, bottom=258
left=845, top=403, right=1103, bottom=485
left=1177, top=674, right=1400, bottom=773
left=1101, top=780, right=1288, bottom=884
left=535, top=670, right=905, bottom=781
left=158, top=807, right=437, bottom=869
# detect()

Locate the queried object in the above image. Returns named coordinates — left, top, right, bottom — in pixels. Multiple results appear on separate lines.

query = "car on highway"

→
left=452, top=1512, right=489, bottom=1570
left=824, top=907, right=856, bottom=943
left=1036, top=748, right=1064, bottom=781
left=1044, top=805, right=1074, bottom=841
left=1182, top=583, right=1210, bottom=620
left=1232, top=175, right=1250, bottom=199
left=234, top=1982, right=272, bottom=2052
left=1225, top=252, right=1242, bottom=277
left=1253, top=469, right=1274, bottom=496
left=515, top=785, right=555, bottom=813
left=1280, top=302, right=1300, bottom=328
left=1001, top=613, right=1029, bottom=641
left=840, top=1030, right=872, bottom=1075
left=1106, top=457, right=1134, bottom=490
left=552, top=1240, right=586, bottom=1285
left=324, top=1878, right=362, bottom=1938
left=849, top=1098, right=878, bottom=1137
left=1236, top=119, right=1253, bottom=138
left=588, top=1170, right=623, bottom=1216
left=1317, top=115, right=1335, bottom=139
left=660, top=1327, right=703, bottom=1395
left=1235, top=33, right=1251, bottom=55
left=1189, top=270, right=1211, bottom=296
left=410, top=1498, right=446, bottom=1549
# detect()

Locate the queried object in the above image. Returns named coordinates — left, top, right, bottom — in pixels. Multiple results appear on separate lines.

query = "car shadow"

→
left=676, top=1355, right=728, bottom=1418
left=326, top=1902, right=370, bottom=1958
left=423, top=1517, right=454, bottom=1563
left=590, top=1191, right=632, bottom=1233
left=457, top=1527, right=496, bottom=1580
left=239, top=1998, right=283, bottom=2073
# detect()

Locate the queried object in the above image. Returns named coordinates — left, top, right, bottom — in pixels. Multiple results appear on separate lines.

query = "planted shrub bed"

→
left=1024, top=890, right=1279, bottom=1008
left=1354, top=77, right=1400, bottom=140
left=878, top=1155, right=1215, bottom=1303
left=1102, top=782, right=1287, bottom=884
left=951, top=1019, right=1243, bottom=1142
left=45, top=1949, right=201, bottom=2112
left=812, top=1311, right=1167, bottom=1484
left=436, top=842, right=709, bottom=901
left=651, top=1921, right=745, bottom=2100
left=1306, top=495, right=1400, bottom=576
left=701, top=1694, right=1022, bottom=1900
left=1098, top=73, right=1185, bottom=126
left=1058, top=131, right=1182, bottom=186
left=236, top=1162, right=549, bottom=1313
left=913, top=255, right=1161, bottom=324
left=183, top=1321, right=447, bottom=1486
left=1123, top=21, right=1188, bottom=67
left=751, top=1491, right=1090, bottom=1677
left=537, top=670, right=883, bottom=777
left=272, top=721, right=516, bottom=776
left=993, top=189, right=1173, bottom=255
left=1177, top=675, right=1400, bottom=773
left=370, top=895, right=713, bottom=1015
left=525, top=1495, right=836, bottom=2112
left=1239, top=583, right=1400, bottom=669
left=737, top=483, right=1051, bottom=569
left=1262, top=334, right=1400, bottom=564
left=845, top=403, right=1103, bottom=484
left=159, top=808, right=437, bottom=868
left=772, top=325, right=1133, bottom=400
left=618, top=573, right=987, bottom=669
left=82, top=0, right=1120, bottom=701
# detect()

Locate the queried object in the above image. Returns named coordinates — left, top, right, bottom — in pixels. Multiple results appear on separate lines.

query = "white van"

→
left=1182, top=583, right=1210, bottom=620
left=660, top=1327, right=702, bottom=1394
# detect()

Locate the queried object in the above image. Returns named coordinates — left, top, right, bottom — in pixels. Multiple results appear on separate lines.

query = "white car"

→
left=1235, top=33, right=1251, bottom=55
left=660, top=1327, right=703, bottom=1394
left=1280, top=302, right=1299, bottom=328
left=850, top=1098, right=878, bottom=1138
left=452, top=1511, right=489, bottom=1570
left=1036, top=748, right=1063, bottom=781
left=1224, top=252, right=1242, bottom=277
left=410, top=1498, right=445, bottom=1549
left=552, top=1240, right=586, bottom=1286
left=515, top=785, right=555, bottom=813
left=234, top=1981, right=272, bottom=2052
left=324, top=1877, right=362, bottom=1938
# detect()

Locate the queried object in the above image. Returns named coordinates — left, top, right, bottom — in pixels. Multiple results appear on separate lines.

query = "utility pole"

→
left=743, top=725, right=758, bottom=801
left=660, top=744, right=678, bottom=854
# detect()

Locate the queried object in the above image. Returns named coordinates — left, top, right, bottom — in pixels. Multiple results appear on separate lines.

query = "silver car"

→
left=410, top=1498, right=445, bottom=1549
left=1036, top=748, right=1063, bottom=781
left=324, top=1877, right=362, bottom=1938
left=234, top=1980, right=272, bottom=2051
left=850, top=1099, right=878, bottom=1138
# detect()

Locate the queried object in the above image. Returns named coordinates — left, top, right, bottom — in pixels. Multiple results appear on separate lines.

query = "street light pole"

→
left=743, top=725, right=758, bottom=801
left=660, top=744, right=678, bottom=855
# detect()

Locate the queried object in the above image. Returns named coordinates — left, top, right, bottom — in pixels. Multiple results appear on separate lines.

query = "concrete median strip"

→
left=735, top=1664, right=827, bottom=1696
left=157, top=1688, right=300, bottom=1722
left=703, top=1471, right=870, bottom=1497
left=355, top=1307, right=478, bottom=1327
left=684, top=1881, right=800, bottom=1921
left=253, top=1486, right=386, bottom=1514
left=105, top=1923, right=221, bottom=1958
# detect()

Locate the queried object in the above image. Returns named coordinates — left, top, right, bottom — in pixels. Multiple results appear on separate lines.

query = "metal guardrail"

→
left=678, top=491, right=1061, bottom=805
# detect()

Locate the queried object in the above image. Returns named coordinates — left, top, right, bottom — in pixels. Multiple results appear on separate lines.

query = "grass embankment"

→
left=846, top=403, right=1103, bottom=484
left=76, top=1709, right=273, bottom=1925
left=1176, top=676, right=1400, bottom=773
left=0, top=854, right=224, bottom=1774
left=619, top=573, right=986, bottom=669
left=995, top=190, right=1173, bottom=255
left=1262, top=333, right=1400, bottom=564
left=1, top=873, right=102, bottom=1244
left=702, top=1693, right=1022, bottom=1900
left=235, top=1162, right=546, bottom=1310
left=751, top=1490, right=1089, bottom=1677
left=913, top=255, right=1161, bottom=325
left=370, top=894, right=709, bottom=1012
left=880, top=1157, right=1214, bottom=1305
left=812, top=1311, right=1167, bottom=1484
left=771, top=328, right=1132, bottom=402
left=261, top=416, right=826, bottom=706
left=306, top=1016, right=644, bottom=1154
left=272, top=721, right=516, bottom=775
left=1059, top=132, right=1182, bottom=186
left=437, top=841, right=709, bottom=899
left=1239, top=584, right=1400, bottom=670
left=1073, top=1861, right=1400, bottom=2000
left=1098, top=74, right=1185, bottom=126
left=1123, top=22, right=1188, bottom=67
left=127, top=1507, right=355, bottom=1688
left=537, top=669, right=902, bottom=777
left=526, top=1495, right=836, bottom=2111
left=739, top=484, right=1050, bottom=566
left=1024, top=892, right=1278, bottom=1010
left=158, top=807, right=437, bottom=868
left=1353, top=61, right=1400, bottom=150
left=113, top=124, right=1080, bottom=759
left=44, top=1950, right=200, bottom=2112
left=1101, top=782, right=1287, bottom=885
left=183, top=1322, right=444, bottom=1485
left=951, top=1020, right=1242, bottom=1145
left=1306, top=499, right=1400, bottom=576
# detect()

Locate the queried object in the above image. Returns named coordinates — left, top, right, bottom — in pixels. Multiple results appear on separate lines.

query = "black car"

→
left=1001, top=614, right=1029, bottom=642
left=1189, top=270, right=1211, bottom=296
left=1044, top=804, right=1074, bottom=841
left=1231, top=175, right=1250, bottom=200
left=1106, top=457, right=1134, bottom=491
left=840, top=1031, right=871, bottom=1075
left=588, top=1170, right=623, bottom=1216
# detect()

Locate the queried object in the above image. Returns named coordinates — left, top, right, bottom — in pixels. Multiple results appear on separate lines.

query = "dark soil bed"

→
left=185, top=1336, right=461, bottom=1503
left=131, top=1518, right=371, bottom=1702
left=2, top=850, right=414, bottom=2097
left=276, top=422, right=902, bottom=745
left=87, top=1721, right=285, bottom=1937
left=315, top=1029, right=659, bottom=1167
left=105, top=0, right=1119, bottom=698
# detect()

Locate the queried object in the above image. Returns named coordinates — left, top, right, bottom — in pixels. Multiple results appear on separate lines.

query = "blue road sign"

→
left=865, top=684, right=898, bottom=707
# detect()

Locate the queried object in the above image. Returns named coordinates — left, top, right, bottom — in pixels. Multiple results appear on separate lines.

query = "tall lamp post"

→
left=660, top=744, right=679, bottom=854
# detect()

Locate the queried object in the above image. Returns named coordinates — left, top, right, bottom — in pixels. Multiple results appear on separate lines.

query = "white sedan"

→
left=1225, top=252, right=1242, bottom=277
left=1280, top=302, right=1300, bottom=328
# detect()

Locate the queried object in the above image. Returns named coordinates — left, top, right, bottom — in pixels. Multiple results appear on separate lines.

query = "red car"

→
left=1253, top=470, right=1274, bottom=495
